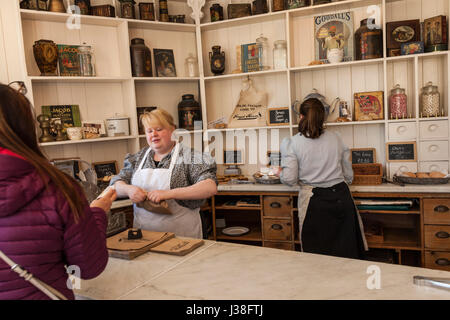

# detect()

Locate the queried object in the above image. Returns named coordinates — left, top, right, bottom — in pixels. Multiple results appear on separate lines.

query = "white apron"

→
left=297, top=183, right=368, bottom=252
left=131, top=143, right=203, bottom=239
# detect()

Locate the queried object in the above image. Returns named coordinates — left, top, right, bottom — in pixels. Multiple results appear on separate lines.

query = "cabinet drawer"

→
left=263, top=241, right=294, bottom=251
left=419, top=120, right=449, bottom=140
left=263, top=219, right=292, bottom=241
left=424, top=199, right=450, bottom=225
left=424, top=251, right=450, bottom=271
left=419, top=161, right=449, bottom=173
left=388, top=162, right=417, bottom=179
left=263, top=196, right=292, bottom=217
left=424, top=225, right=450, bottom=249
left=419, top=141, right=449, bottom=161
left=388, top=122, right=417, bottom=141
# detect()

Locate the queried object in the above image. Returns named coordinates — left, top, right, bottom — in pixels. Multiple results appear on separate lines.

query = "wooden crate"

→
left=352, top=163, right=383, bottom=185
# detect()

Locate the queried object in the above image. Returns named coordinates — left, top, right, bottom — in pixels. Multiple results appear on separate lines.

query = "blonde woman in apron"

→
left=112, top=109, right=218, bottom=239
left=275, top=98, right=368, bottom=259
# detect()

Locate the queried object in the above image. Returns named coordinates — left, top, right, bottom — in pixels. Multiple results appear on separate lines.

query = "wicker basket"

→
left=352, top=163, right=383, bottom=185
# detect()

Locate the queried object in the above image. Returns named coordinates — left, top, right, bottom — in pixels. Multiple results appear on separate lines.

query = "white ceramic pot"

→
left=66, top=127, right=83, bottom=140
left=327, top=48, right=344, bottom=64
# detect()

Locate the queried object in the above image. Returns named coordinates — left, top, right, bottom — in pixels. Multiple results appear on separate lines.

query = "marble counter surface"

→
left=75, top=241, right=450, bottom=300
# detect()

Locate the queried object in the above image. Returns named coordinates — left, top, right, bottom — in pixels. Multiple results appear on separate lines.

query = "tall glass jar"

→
left=273, top=40, right=287, bottom=70
left=256, top=34, right=270, bottom=71
left=389, top=84, right=407, bottom=119
left=185, top=53, right=198, bottom=77
left=421, top=81, right=440, bottom=117
left=78, top=43, right=96, bottom=76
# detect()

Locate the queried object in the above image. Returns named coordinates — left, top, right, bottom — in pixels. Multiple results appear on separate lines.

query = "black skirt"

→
left=301, top=181, right=366, bottom=259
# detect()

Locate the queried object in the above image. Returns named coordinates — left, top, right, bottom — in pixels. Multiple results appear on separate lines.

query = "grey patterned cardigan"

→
left=110, top=144, right=218, bottom=209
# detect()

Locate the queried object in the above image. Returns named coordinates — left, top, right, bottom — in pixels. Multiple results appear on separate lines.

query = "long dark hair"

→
left=298, top=98, right=325, bottom=139
left=0, top=84, right=86, bottom=222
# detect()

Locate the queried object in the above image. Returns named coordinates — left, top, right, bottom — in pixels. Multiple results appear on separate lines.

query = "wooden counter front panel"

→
left=263, top=241, right=295, bottom=251
left=263, top=219, right=292, bottom=241
left=424, top=251, right=450, bottom=271
left=423, top=199, right=450, bottom=225
left=263, top=196, right=292, bottom=217
left=424, top=225, right=450, bottom=249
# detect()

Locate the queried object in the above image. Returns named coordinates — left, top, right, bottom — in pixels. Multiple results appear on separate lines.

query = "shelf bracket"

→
left=187, top=0, right=206, bottom=23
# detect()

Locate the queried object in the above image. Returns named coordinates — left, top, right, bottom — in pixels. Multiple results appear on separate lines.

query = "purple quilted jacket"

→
left=0, top=154, right=108, bottom=300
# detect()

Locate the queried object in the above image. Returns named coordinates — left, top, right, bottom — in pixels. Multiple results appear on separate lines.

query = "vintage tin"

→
left=91, top=5, right=116, bottom=17
left=178, top=94, right=202, bottom=131
left=227, top=4, right=252, bottom=19
left=210, top=3, right=224, bottom=22
left=355, top=18, right=383, bottom=60
left=139, top=3, right=155, bottom=21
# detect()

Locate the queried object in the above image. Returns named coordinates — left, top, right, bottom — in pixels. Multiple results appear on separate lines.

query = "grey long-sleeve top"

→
left=110, top=144, right=218, bottom=209
left=280, top=130, right=353, bottom=188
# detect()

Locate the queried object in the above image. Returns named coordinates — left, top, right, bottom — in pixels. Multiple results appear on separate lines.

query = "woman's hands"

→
left=90, top=188, right=117, bottom=212
left=127, top=185, right=148, bottom=203
left=272, top=166, right=282, bottom=177
left=147, top=190, right=171, bottom=204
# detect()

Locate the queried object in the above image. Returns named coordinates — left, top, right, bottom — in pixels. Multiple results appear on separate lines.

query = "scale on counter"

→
left=224, top=149, right=243, bottom=176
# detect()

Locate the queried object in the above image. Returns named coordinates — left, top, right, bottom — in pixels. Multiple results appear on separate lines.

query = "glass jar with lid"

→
left=78, top=43, right=96, bottom=76
left=185, top=53, right=198, bottom=77
left=389, top=84, right=407, bottom=119
left=420, top=81, right=440, bottom=117
left=256, top=34, right=270, bottom=71
left=273, top=40, right=287, bottom=70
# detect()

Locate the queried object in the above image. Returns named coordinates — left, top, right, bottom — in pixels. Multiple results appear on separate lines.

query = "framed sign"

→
left=386, top=142, right=417, bottom=162
left=267, top=108, right=290, bottom=126
left=267, top=151, right=281, bottom=166
left=350, top=148, right=376, bottom=164
left=224, top=150, right=244, bottom=165
left=93, top=161, right=119, bottom=179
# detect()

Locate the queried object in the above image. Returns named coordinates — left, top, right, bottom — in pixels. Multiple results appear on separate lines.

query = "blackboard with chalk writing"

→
left=351, top=148, right=376, bottom=164
left=93, top=161, right=119, bottom=179
left=224, top=150, right=243, bottom=165
left=267, top=108, right=290, bottom=126
left=386, top=142, right=417, bottom=162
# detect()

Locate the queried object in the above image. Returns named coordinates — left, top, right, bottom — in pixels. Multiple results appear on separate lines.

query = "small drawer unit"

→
left=388, top=122, right=417, bottom=141
left=419, top=120, right=449, bottom=140
left=263, top=241, right=295, bottom=251
left=263, top=219, right=293, bottom=241
left=424, top=225, right=450, bottom=249
left=423, top=199, right=450, bottom=225
left=419, top=141, right=449, bottom=161
left=263, top=196, right=292, bottom=217
left=424, top=251, right=450, bottom=271
left=419, top=161, right=449, bottom=173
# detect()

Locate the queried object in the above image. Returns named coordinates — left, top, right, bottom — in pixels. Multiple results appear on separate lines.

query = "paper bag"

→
left=137, top=200, right=172, bottom=214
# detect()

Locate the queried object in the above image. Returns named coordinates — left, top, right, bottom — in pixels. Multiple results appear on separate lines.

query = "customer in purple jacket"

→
left=0, top=83, right=116, bottom=300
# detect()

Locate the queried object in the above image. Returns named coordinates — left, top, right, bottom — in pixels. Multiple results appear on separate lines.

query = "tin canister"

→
left=106, top=116, right=130, bottom=137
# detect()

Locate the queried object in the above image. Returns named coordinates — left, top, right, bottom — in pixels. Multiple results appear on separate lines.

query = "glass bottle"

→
left=185, top=53, right=198, bottom=77
left=78, top=43, right=96, bottom=76
left=389, top=84, right=407, bottom=119
left=256, top=34, right=270, bottom=71
left=273, top=40, right=287, bottom=70
left=421, top=81, right=440, bottom=117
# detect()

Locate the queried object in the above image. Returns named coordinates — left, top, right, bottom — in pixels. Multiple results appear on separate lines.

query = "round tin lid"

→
left=274, top=40, right=287, bottom=48
left=422, top=81, right=438, bottom=93
left=106, top=114, right=129, bottom=120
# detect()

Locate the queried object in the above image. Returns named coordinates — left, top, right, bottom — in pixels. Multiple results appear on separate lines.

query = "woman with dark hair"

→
left=276, top=98, right=367, bottom=259
left=0, top=83, right=116, bottom=299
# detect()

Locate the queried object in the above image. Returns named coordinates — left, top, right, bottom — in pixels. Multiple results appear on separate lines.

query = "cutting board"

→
left=149, top=238, right=205, bottom=256
left=107, top=229, right=175, bottom=260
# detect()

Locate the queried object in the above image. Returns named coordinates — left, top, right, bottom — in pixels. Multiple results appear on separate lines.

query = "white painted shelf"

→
left=29, top=76, right=131, bottom=83
left=204, top=69, right=288, bottom=81
left=39, top=135, right=137, bottom=147
left=133, top=77, right=200, bottom=82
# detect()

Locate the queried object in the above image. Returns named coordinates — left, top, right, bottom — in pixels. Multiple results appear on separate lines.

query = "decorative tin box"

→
left=227, top=4, right=252, bottom=19
left=401, top=41, right=424, bottom=55
left=91, top=4, right=116, bottom=17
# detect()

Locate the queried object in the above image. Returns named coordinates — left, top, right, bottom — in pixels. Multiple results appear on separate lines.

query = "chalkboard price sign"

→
left=267, top=108, right=290, bottom=126
left=93, top=161, right=119, bottom=179
left=386, top=142, right=417, bottom=162
left=224, top=150, right=244, bottom=165
left=350, top=148, right=376, bottom=164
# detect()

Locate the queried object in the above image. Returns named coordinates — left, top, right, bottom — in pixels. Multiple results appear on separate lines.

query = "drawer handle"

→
left=270, top=202, right=281, bottom=209
left=435, top=231, right=449, bottom=239
left=430, top=165, right=440, bottom=171
left=434, top=205, right=449, bottom=213
left=399, top=166, right=409, bottom=172
left=435, top=258, right=450, bottom=266
left=428, top=124, right=438, bottom=132
left=428, top=145, right=439, bottom=152
left=271, top=224, right=283, bottom=231
left=397, top=126, right=406, bottom=134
